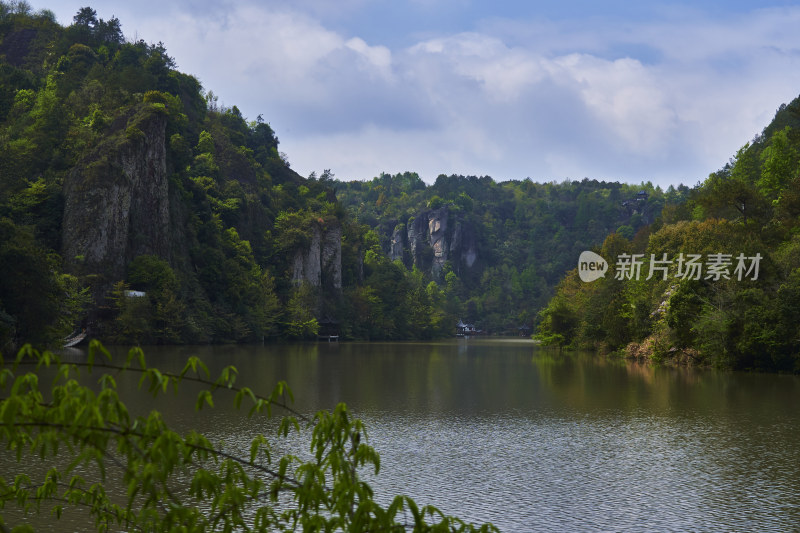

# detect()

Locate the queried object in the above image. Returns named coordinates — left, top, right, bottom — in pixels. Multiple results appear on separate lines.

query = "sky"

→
left=39, top=1, right=800, bottom=187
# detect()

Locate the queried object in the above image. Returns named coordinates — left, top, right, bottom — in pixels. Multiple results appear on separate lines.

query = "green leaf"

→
left=87, top=339, right=111, bottom=371
left=195, top=389, right=214, bottom=411
left=234, top=387, right=256, bottom=410
left=98, top=374, right=116, bottom=390
left=181, top=356, right=210, bottom=379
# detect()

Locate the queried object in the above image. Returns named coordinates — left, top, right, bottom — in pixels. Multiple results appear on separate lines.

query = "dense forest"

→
left=536, top=98, right=800, bottom=373
left=0, top=4, right=672, bottom=349
left=333, top=173, right=676, bottom=333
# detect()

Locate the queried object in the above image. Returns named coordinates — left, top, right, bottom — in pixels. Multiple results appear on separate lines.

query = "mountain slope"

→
left=536, top=97, right=800, bottom=373
left=0, top=6, right=347, bottom=346
left=334, top=173, right=674, bottom=333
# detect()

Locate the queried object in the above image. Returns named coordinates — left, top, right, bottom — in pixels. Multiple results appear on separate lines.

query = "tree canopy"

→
left=535, top=98, right=800, bottom=373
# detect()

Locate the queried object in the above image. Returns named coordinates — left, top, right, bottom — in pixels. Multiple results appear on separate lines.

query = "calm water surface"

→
left=8, top=339, right=800, bottom=531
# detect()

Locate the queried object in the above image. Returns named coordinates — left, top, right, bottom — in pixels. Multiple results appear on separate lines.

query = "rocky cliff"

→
left=291, top=223, right=342, bottom=290
left=61, top=105, right=170, bottom=287
left=389, top=224, right=405, bottom=263
left=60, top=99, right=346, bottom=319
left=394, top=207, right=478, bottom=280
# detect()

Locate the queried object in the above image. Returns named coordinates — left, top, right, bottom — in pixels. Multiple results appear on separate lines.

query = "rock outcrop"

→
left=321, top=225, right=343, bottom=289
left=389, top=224, right=405, bottom=262
left=60, top=102, right=345, bottom=321
left=395, top=207, right=478, bottom=281
left=291, top=223, right=342, bottom=290
left=452, top=220, right=477, bottom=269
left=62, top=106, right=170, bottom=286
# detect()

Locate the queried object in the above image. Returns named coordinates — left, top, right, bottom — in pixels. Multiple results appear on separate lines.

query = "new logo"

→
left=578, top=251, right=608, bottom=282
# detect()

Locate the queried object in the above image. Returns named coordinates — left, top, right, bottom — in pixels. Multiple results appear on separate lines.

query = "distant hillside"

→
left=536, top=95, right=800, bottom=373
left=334, top=173, right=677, bottom=333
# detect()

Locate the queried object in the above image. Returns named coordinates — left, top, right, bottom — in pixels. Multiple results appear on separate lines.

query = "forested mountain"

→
left=7, top=3, right=797, bottom=371
left=0, top=4, right=682, bottom=348
left=0, top=4, right=350, bottom=346
left=334, top=174, right=674, bottom=333
left=536, top=97, right=800, bottom=373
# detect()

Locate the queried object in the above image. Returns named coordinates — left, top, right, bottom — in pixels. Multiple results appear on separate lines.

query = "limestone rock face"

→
left=396, top=206, right=478, bottom=280
left=60, top=101, right=347, bottom=326
left=389, top=224, right=405, bottom=262
left=407, top=216, right=428, bottom=268
left=292, top=227, right=321, bottom=286
left=62, top=109, right=169, bottom=285
left=322, top=225, right=342, bottom=289
left=291, top=223, right=342, bottom=290
left=427, top=208, right=448, bottom=279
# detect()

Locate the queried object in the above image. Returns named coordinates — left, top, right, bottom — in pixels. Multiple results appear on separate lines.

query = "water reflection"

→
left=4, top=339, right=800, bottom=531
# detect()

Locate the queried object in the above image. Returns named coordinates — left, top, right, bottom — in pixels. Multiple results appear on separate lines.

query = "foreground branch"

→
left=0, top=342, right=498, bottom=532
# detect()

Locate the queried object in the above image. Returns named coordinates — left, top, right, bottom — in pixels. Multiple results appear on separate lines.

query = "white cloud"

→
left=345, top=37, right=393, bottom=80
left=409, top=33, right=545, bottom=102
left=285, top=121, right=506, bottom=184
left=146, top=6, right=347, bottom=104
left=549, top=53, right=677, bottom=154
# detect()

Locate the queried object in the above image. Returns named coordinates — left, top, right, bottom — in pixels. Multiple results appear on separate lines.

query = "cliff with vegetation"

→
left=0, top=5, right=350, bottom=346
left=62, top=101, right=170, bottom=285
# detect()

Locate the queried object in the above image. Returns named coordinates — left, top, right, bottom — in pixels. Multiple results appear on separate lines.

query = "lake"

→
left=4, top=339, right=800, bottom=531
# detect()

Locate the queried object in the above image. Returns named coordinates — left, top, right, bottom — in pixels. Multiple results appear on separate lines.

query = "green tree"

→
left=427, top=195, right=444, bottom=209
left=615, top=225, right=635, bottom=240
left=109, top=281, right=153, bottom=344
left=343, top=286, right=382, bottom=340
left=535, top=295, right=578, bottom=346
left=126, top=256, right=185, bottom=343
left=696, top=164, right=768, bottom=225
left=247, top=272, right=282, bottom=340
left=0, top=219, right=73, bottom=347
left=72, top=6, right=98, bottom=27
left=759, top=126, right=799, bottom=201
left=665, top=281, right=704, bottom=349
left=285, top=282, right=319, bottom=339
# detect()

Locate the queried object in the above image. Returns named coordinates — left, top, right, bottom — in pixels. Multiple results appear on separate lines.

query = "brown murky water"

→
left=4, top=339, right=800, bottom=531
